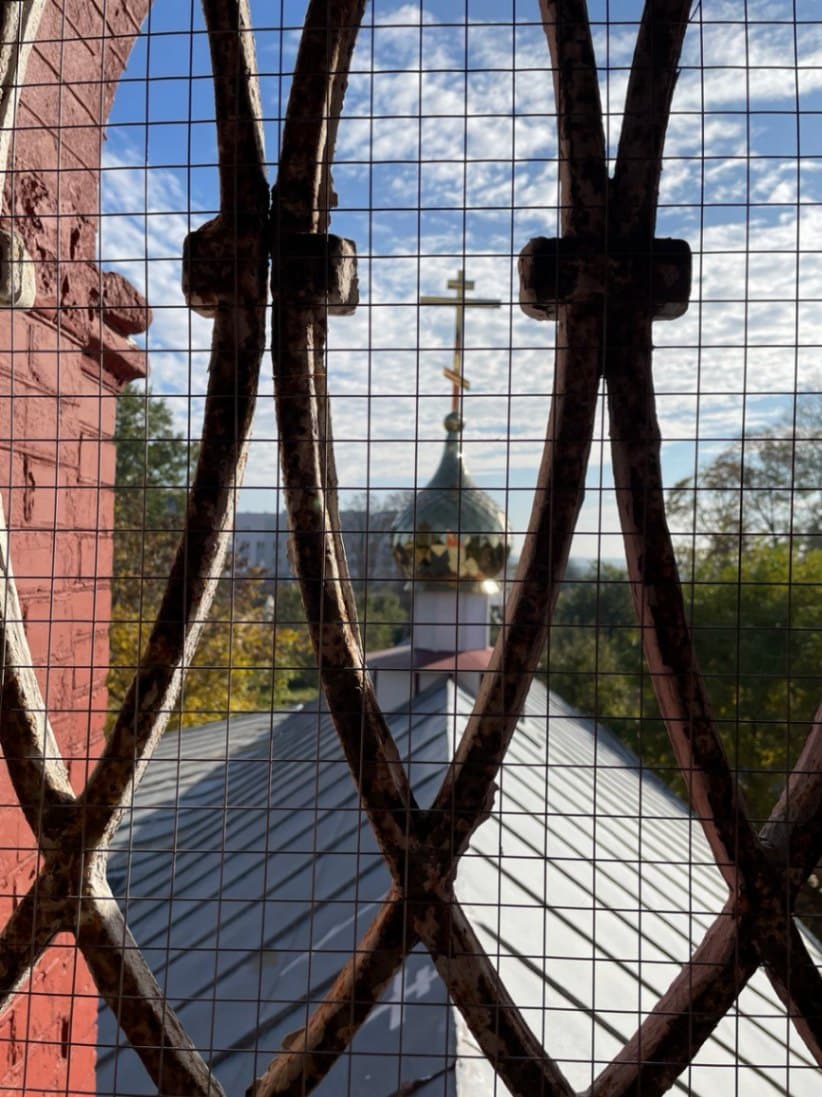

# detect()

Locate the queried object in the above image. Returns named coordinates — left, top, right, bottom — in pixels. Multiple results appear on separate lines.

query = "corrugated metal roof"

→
left=97, top=682, right=822, bottom=1096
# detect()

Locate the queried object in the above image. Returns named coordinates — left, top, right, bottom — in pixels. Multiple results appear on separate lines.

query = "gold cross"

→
left=420, top=269, right=501, bottom=413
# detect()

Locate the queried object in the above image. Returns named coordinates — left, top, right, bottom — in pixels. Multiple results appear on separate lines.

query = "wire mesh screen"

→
left=0, top=1, right=820, bottom=1095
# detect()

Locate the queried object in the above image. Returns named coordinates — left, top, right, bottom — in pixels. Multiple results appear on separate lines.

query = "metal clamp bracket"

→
left=519, top=234, right=691, bottom=321
left=273, top=231, right=359, bottom=315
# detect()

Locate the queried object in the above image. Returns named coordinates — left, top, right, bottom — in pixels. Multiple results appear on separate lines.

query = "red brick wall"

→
left=0, top=2, right=151, bottom=1093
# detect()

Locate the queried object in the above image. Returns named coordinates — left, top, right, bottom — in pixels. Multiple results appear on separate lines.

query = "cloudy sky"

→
left=98, top=0, right=822, bottom=559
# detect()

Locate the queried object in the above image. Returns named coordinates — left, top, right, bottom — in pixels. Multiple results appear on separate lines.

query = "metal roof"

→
left=97, top=682, right=822, bottom=1096
left=365, top=643, right=494, bottom=672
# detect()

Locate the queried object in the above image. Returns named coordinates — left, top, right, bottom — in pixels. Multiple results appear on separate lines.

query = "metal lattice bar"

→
left=268, top=2, right=822, bottom=1094
left=0, top=2, right=819, bottom=1096
left=0, top=1, right=268, bottom=1091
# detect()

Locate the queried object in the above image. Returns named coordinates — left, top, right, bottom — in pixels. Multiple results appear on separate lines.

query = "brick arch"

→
left=0, top=3, right=151, bottom=1093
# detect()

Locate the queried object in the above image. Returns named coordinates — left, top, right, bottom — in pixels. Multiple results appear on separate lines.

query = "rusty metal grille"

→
left=0, top=1, right=820, bottom=1095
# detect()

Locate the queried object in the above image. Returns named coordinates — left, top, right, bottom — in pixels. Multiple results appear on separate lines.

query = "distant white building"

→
left=233, top=508, right=400, bottom=584
left=233, top=511, right=291, bottom=574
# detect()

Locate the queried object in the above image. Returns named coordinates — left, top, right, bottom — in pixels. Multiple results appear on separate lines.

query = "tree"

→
left=544, top=409, right=822, bottom=932
left=108, top=384, right=312, bottom=728
left=667, top=399, right=821, bottom=565
left=545, top=547, right=822, bottom=933
left=335, top=490, right=411, bottom=649
left=548, top=549, right=822, bottom=813
left=112, top=385, right=194, bottom=535
left=545, top=564, right=645, bottom=735
left=341, top=490, right=413, bottom=596
left=357, top=587, right=409, bottom=652
left=664, top=398, right=822, bottom=822
left=685, top=542, right=822, bottom=820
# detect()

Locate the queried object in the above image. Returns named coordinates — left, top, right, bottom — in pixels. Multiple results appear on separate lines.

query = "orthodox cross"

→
left=420, top=270, right=500, bottom=414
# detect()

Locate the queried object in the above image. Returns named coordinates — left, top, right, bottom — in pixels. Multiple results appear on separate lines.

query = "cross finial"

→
left=420, top=270, right=501, bottom=414
left=446, top=269, right=474, bottom=298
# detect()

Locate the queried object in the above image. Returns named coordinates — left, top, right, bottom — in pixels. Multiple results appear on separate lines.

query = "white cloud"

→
left=100, top=141, right=216, bottom=393
left=101, top=1, right=821, bottom=558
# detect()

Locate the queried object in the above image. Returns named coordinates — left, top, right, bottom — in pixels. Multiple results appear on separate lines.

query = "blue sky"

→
left=99, top=0, right=822, bottom=559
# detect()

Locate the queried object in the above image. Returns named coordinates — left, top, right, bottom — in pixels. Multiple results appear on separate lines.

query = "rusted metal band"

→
left=79, top=0, right=269, bottom=850
left=519, top=234, right=691, bottom=321
left=0, top=4, right=267, bottom=1094
left=270, top=0, right=415, bottom=846
left=78, top=880, right=225, bottom=1097
left=589, top=896, right=760, bottom=1097
left=0, top=494, right=75, bottom=839
left=537, top=0, right=608, bottom=237
left=0, top=881, right=63, bottom=1016
left=612, top=0, right=694, bottom=244
left=272, top=231, right=359, bottom=314
left=260, top=9, right=426, bottom=1091
left=250, top=887, right=411, bottom=1097
left=415, top=897, right=576, bottom=1097
left=276, top=1, right=364, bottom=235
left=761, top=703, right=822, bottom=882
left=425, top=0, right=609, bottom=878
left=591, top=723, right=822, bottom=1096
left=599, top=0, right=822, bottom=1081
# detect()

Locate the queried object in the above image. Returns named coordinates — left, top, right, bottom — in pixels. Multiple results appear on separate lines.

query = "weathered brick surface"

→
left=0, top=2, right=151, bottom=1093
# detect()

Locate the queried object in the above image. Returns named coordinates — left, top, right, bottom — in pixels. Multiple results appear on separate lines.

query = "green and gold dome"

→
left=391, top=412, right=510, bottom=588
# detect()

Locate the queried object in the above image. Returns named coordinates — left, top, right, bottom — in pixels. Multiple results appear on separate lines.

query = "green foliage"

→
left=667, top=399, right=821, bottom=565
left=546, top=564, right=642, bottom=720
left=357, top=587, right=409, bottom=653
left=265, top=581, right=320, bottom=697
left=108, top=384, right=313, bottom=728
left=685, top=542, right=821, bottom=821
left=544, top=409, right=822, bottom=929
left=547, top=547, right=822, bottom=818
left=113, top=385, right=194, bottom=531
left=543, top=564, right=677, bottom=784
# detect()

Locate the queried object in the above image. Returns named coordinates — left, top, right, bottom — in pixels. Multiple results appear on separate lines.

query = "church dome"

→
left=391, top=412, right=510, bottom=587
